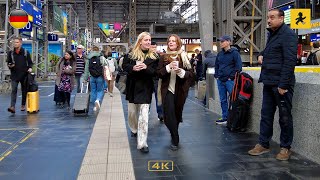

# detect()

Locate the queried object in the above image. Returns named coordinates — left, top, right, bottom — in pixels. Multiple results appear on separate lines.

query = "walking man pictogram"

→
left=295, top=12, right=306, bottom=25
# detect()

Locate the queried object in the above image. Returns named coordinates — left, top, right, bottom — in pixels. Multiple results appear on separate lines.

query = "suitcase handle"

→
left=81, top=82, right=89, bottom=93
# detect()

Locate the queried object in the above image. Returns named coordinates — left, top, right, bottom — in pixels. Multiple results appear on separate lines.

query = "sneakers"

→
left=93, top=107, right=97, bottom=111
left=216, top=118, right=227, bottom=125
left=21, top=105, right=26, bottom=111
left=94, top=100, right=100, bottom=111
left=7, top=106, right=15, bottom=113
left=170, top=144, right=179, bottom=151
left=140, top=147, right=149, bottom=153
left=248, top=144, right=270, bottom=156
left=276, top=148, right=291, bottom=161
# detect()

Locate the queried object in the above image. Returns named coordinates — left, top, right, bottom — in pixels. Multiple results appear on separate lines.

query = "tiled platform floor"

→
left=122, top=88, right=320, bottom=180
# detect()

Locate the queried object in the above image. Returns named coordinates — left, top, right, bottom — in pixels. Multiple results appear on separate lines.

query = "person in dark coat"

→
left=195, top=49, right=203, bottom=81
left=214, top=35, right=242, bottom=125
left=248, top=9, right=298, bottom=161
left=7, top=36, right=33, bottom=113
left=157, top=34, right=195, bottom=151
left=203, top=50, right=217, bottom=78
left=122, top=32, right=159, bottom=153
left=202, top=50, right=217, bottom=106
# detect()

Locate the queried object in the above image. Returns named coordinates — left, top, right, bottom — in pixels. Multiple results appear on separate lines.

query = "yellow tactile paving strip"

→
left=77, top=89, right=135, bottom=180
left=0, top=128, right=38, bottom=162
left=243, top=66, right=320, bottom=73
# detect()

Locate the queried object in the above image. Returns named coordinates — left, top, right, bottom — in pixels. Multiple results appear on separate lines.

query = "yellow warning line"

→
left=0, top=129, right=37, bottom=162
left=20, top=130, right=37, bottom=143
left=0, top=128, right=39, bottom=131
left=0, top=140, right=12, bottom=145
left=243, top=67, right=320, bottom=73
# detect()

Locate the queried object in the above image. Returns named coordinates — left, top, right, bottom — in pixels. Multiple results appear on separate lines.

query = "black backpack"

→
left=89, top=56, right=103, bottom=77
left=227, top=72, right=253, bottom=132
left=306, top=50, right=319, bottom=65
left=25, top=73, right=38, bottom=92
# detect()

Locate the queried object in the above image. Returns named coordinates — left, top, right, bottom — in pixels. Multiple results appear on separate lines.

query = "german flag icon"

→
left=9, top=9, right=29, bottom=29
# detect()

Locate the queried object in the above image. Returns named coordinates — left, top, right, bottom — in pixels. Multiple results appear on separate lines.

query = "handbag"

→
left=103, top=65, right=112, bottom=80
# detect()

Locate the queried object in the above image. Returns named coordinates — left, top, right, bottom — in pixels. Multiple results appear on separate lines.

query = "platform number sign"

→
left=48, top=34, right=58, bottom=41
left=19, top=21, right=32, bottom=32
left=148, top=160, right=174, bottom=171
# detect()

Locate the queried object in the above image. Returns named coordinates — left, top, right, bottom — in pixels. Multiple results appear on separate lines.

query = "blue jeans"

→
left=259, top=85, right=294, bottom=149
left=90, top=76, right=104, bottom=103
left=217, top=79, right=234, bottom=120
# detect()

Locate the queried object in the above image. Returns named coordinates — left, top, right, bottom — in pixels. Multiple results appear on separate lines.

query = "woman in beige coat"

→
left=55, top=51, right=76, bottom=109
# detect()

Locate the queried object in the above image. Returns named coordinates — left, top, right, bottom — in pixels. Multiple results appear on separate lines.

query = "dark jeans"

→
left=64, top=92, right=71, bottom=106
left=11, top=79, right=27, bottom=107
left=259, top=85, right=294, bottom=149
left=75, top=74, right=81, bottom=93
left=163, top=91, right=180, bottom=146
left=153, top=79, right=163, bottom=118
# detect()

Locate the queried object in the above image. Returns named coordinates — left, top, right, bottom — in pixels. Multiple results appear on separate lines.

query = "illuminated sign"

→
left=181, top=38, right=201, bottom=44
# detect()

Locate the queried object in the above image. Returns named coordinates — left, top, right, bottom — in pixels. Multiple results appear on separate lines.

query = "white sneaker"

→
left=95, top=100, right=100, bottom=110
left=93, top=107, right=97, bottom=111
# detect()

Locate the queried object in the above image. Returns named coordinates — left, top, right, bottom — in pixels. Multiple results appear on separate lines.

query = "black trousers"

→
left=11, top=78, right=27, bottom=107
left=163, top=91, right=180, bottom=146
left=259, top=85, right=294, bottom=149
left=64, top=92, right=71, bottom=106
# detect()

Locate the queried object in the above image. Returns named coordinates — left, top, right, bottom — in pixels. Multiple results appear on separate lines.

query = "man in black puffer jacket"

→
left=248, top=9, right=298, bottom=161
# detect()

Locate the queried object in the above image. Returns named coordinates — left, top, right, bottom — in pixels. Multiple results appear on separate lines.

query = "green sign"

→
left=53, top=2, right=67, bottom=36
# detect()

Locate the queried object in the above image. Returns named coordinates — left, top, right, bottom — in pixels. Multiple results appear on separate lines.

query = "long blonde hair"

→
left=130, top=32, right=157, bottom=61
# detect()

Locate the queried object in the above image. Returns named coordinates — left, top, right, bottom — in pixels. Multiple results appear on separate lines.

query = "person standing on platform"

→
left=122, top=32, right=159, bottom=153
left=202, top=50, right=217, bottom=106
left=7, top=36, right=33, bottom=113
left=214, top=35, right=242, bottom=125
left=56, top=51, right=76, bottom=109
left=248, top=9, right=298, bottom=161
left=195, top=49, right=203, bottom=81
left=75, top=45, right=86, bottom=93
left=157, top=34, right=195, bottom=151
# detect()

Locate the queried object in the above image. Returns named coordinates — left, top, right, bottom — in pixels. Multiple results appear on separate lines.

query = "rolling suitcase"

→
left=27, top=91, right=40, bottom=113
left=72, top=82, right=90, bottom=115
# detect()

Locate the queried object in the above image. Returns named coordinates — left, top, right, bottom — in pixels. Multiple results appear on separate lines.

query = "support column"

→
left=85, top=0, right=93, bottom=49
left=197, top=0, right=213, bottom=54
left=129, top=0, right=136, bottom=45
left=43, top=0, right=48, bottom=78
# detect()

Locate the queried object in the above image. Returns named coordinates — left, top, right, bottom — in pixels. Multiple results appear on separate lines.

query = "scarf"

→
left=166, top=49, right=192, bottom=69
left=157, top=49, right=191, bottom=105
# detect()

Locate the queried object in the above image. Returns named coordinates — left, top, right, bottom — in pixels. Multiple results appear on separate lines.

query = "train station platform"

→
left=0, top=81, right=320, bottom=180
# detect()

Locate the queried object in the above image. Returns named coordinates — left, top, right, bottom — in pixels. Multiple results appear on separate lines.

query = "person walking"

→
left=214, top=35, right=242, bottom=125
left=7, top=36, right=33, bottom=113
left=56, top=51, right=76, bottom=109
left=82, top=46, right=105, bottom=111
left=157, top=34, right=195, bottom=151
left=75, top=45, right=86, bottom=93
left=248, top=9, right=298, bottom=161
left=122, top=32, right=159, bottom=153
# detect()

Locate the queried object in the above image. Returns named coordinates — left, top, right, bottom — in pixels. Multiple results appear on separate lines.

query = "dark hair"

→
left=65, top=50, right=75, bottom=64
left=13, top=36, right=22, bottom=41
left=271, top=9, right=285, bottom=17
left=108, top=52, right=112, bottom=57
left=151, top=41, right=157, bottom=45
left=314, top=41, right=320, bottom=49
left=191, top=53, right=195, bottom=58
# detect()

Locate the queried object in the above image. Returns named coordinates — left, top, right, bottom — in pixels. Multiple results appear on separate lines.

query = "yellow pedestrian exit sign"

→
left=290, top=9, right=311, bottom=29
